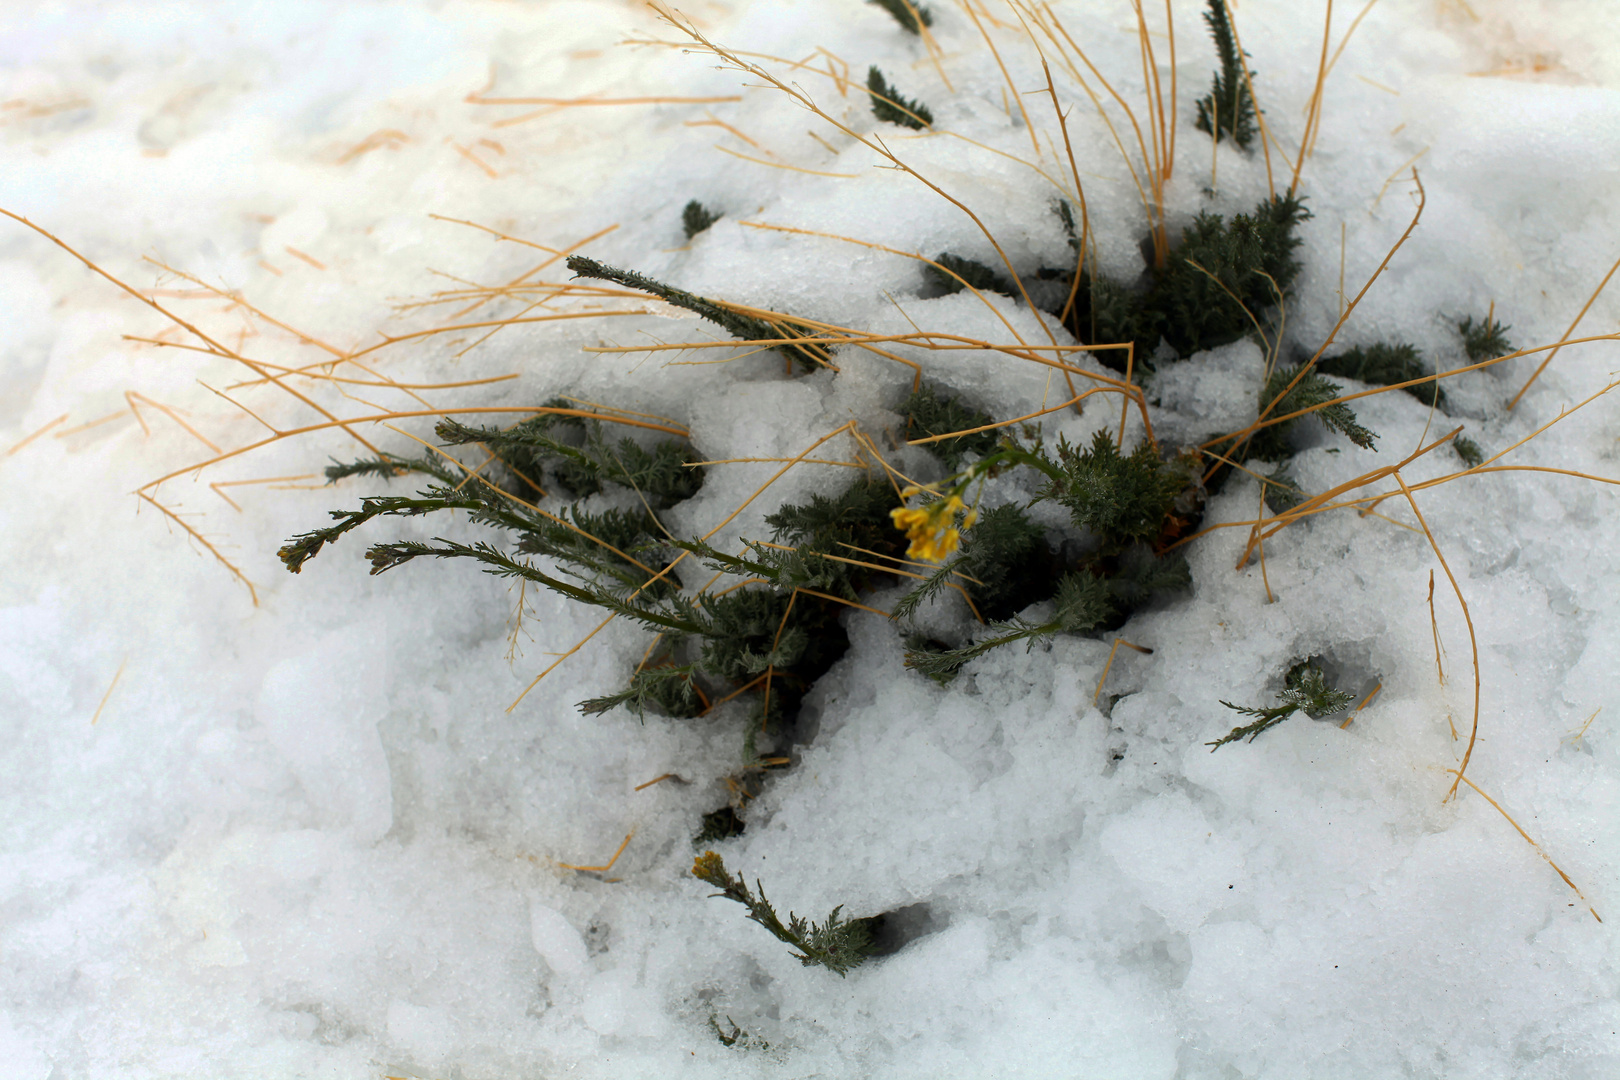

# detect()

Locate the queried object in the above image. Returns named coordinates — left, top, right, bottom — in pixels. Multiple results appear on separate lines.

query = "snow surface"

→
left=4, top=1, right=1620, bottom=1076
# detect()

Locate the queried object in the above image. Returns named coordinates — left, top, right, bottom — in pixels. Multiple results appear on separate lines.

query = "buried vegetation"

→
left=11, top=0, right=1615, bottom=996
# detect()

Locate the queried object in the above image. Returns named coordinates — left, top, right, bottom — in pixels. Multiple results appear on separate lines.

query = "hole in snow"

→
left=860, top=902, right=943, bottom=958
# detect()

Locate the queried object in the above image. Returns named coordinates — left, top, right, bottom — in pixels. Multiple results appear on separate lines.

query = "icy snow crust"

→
left=3, top=0, right=1620, bottom=1076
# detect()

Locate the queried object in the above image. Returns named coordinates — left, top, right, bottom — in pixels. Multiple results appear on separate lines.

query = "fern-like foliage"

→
left=1043, top=430, right=1189, bottom=551
left=867, top=66, right=933, bottom=129
left=1319, top=342, right=1445, bottom=410
left=904, top=569, right=1115, bottom=681
left=1260, top=466, right=1307, bottom=515
left=904, top=384, right=999, bottom=471
left=1107, top=543, right=1192, bottom=610
left=514, top=506, right=678, bottom=597
left=692, top=852, right=872, bottom=976
left=682, top=199, right=721, bottom=239
left=953, top=503, right=1055, bottom=620
left=578, top=661, right=704, bottom=719
left=321, top=454, right=436, bottom=484
left=566, top=255, right=833, bottom=372
left=1250, top=365, right=1377, bottom=458
left=1209, top=663, right=1354, bottom=749
left=1193, top=0, right=1256, bottom=148
left=892, top=503, right=1055, bottom=623
left=868, top=0, right=932, bottom=34
left=1149, top=195, right=1310, bottom=356
left=278, top=484, right=533, bottom=575
left=653, top=476, right=906, bottom=721
left=1457, top=313, right=1514, bottom=363
left=1041, top=195, right=1306, bottom=368
left=436, top=408, right=704, bottom=506
left=922, top=253, right=1013, bottom=298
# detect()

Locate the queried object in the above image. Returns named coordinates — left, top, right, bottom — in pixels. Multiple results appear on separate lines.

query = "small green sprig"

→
left=1458, top=313, right=1514, bottom=363
left=1193, top=0, right=1256, bottom=148
left=1251, top=365, right=1378, bottom=458
left=866, top=66, right=933, bottom=129
left=566, top=255, right=833, bottom=372
left=921, top=253, right=1013, bottom=300
left=1209, top=663, right=1354, bottom=749
left=903, top=569, right=1115, bottom=681
left=1260, top=466, right=1307, bottom=514
left=436, top=409, right=704, bottom=506
left=692, top=851, right=871, bottom=976
left=682, top=199, right=721, bottom=239
left=1319, top=342, right=1444, bottom=410
left=868, top=0, right=932, bottom=34
left=578, top=661, right=703, bottom=718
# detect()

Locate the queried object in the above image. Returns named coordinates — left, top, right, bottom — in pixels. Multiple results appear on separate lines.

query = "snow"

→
left=3, top=0, right=1620, bottom=1076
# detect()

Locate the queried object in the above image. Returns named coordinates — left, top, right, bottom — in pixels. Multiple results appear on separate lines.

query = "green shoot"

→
left=1209, top=663, right=1354, bottom=749
left=904, top=384, right=999, bottom=470
left=566, top=255, right=833, bottom=372
left=866, top=66, right=933, bottom=129
left=868, top=0, right=932, bottom=34
left=1251, top=365, right=1378, bottom=458
left=922, top=253, right=1013, bottom=298
left=1319, top=342, right=1444, bottom=410
left=683, top=199, right=721, bottom=239
left=903, top=570, right=1114, bottom=681
left=1457, top=313, right=1514, bottom=363
left=1193, top=0, right=1256, bottom=148
left=436, top=408, right=703, bottom=506
left=692, top=852, right=872, bottom=976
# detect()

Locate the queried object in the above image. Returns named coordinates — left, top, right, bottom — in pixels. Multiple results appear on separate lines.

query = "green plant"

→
left=903, top=384, right=999, bottom=470
left=1261, top=465, right=1307, bottom=514
left=1458, top=312, right=1514, bottom=363
left=1042, top=430, right=1190, bottom=551
left=921, top=252, right=1013, bottom=298
left=868, top=0, right=932, bottom=34
left=866, top=66, right=933, bottom=129
left=692, top=852, right=872, bottom=976
left=1245, top=364, right=1378, bottom=460
left=1319, top=341, right=1444, bottom=409
left=566, top=255, right=832, bottom=372
left=1147, top=194, right=1310, bottom=356
left=436, top=406, right=703, bottom=505
left=903, top=568, right=1116, bottom=681
left=923, top=194, right=1308, bottom=369
left=1455, top=434, right=1484, bottom=468
left=895, top=430, right=1195, bottom=679
left=1209, top=663, right=1354, bottom=749
left=1193, top=0, right=1256, bottom=148
left=683, top=199, right=721, bottom=239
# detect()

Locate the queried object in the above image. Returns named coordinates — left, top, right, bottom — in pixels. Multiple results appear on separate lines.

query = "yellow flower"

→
left=890, top=493, right=970, bottom=562
left=692, top=850, right=726, bottom=885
